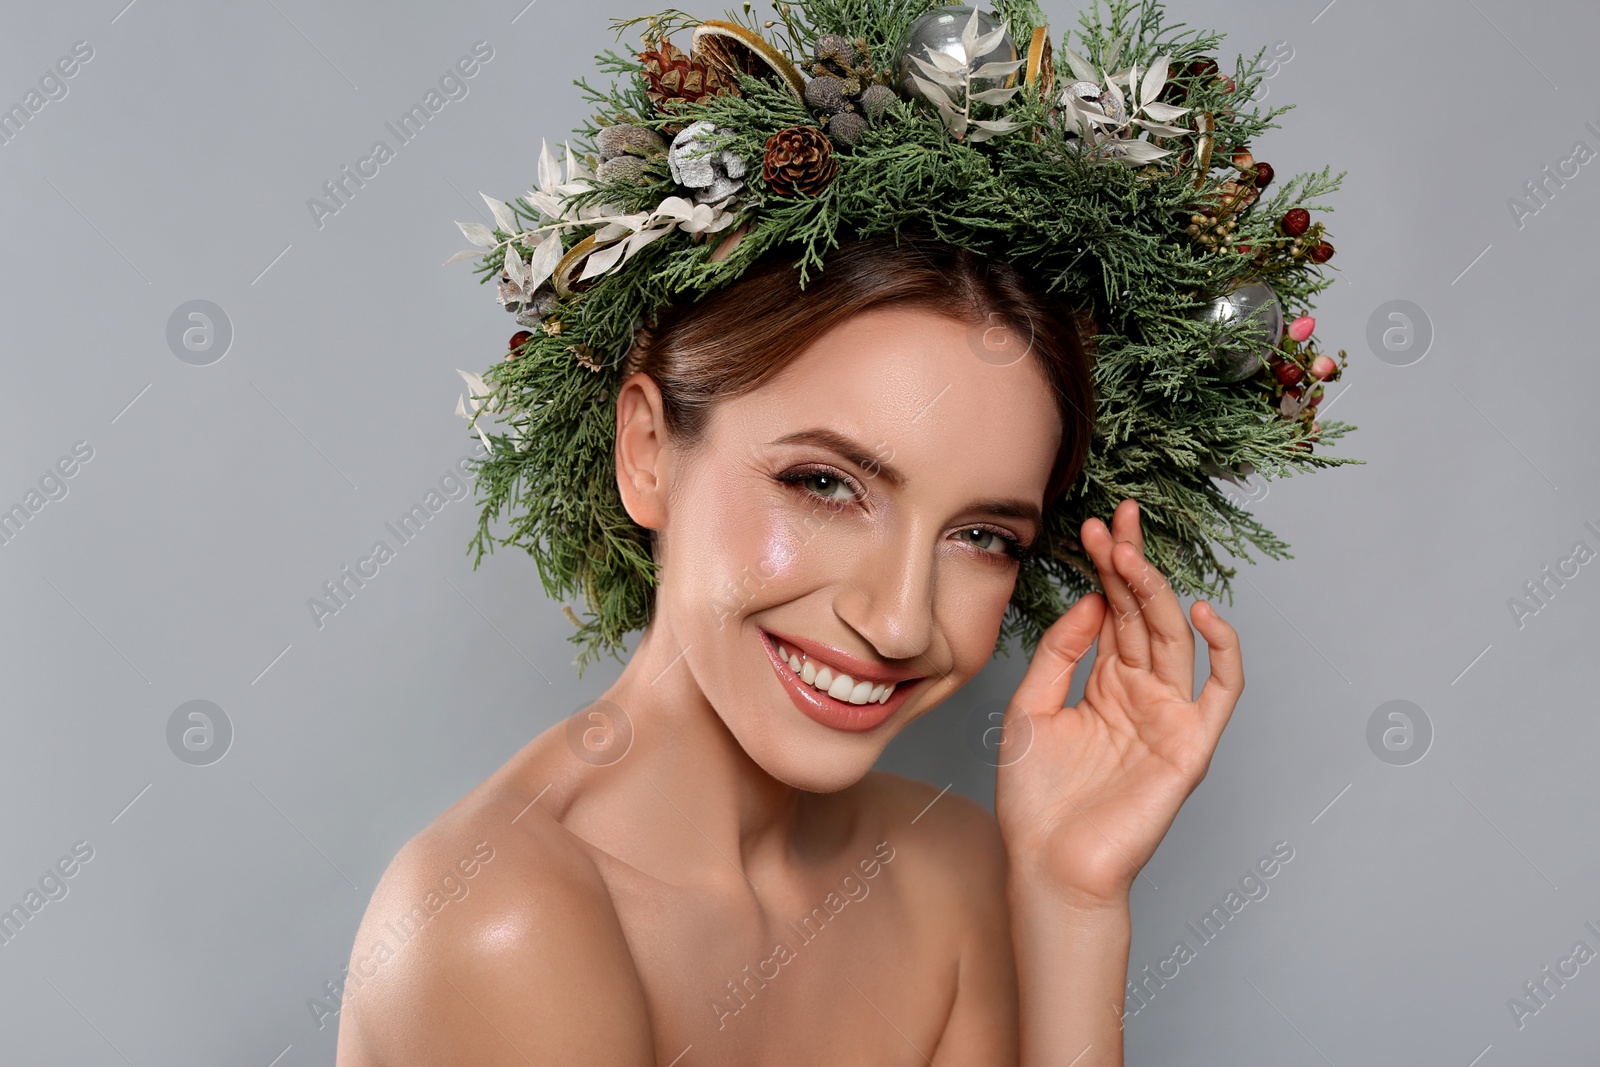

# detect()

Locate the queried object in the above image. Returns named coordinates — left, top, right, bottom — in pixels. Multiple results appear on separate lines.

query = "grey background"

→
left=1, top=0, right=1595, bottom=1063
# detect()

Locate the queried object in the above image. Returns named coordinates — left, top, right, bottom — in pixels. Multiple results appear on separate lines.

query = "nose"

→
left=832, top=522, right=936, bottom=666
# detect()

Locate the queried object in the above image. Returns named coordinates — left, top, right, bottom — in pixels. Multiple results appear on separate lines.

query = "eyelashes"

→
left=774, top=465, right=1033, bottom=563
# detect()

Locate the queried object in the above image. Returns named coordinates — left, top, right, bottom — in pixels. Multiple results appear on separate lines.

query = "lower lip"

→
left=758, top=628, right=917, bottom=733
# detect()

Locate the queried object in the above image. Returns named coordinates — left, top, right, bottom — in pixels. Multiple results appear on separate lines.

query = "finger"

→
left=1009, top=590, right=1106, bottom=719
left=1082, top=511, right=1151, bottom=671
left=1191, top=600, right=1245, bottom=738
left=1111, top=496, right=1145, bottom=554
left=1109, top=539, right=1195, bottom=699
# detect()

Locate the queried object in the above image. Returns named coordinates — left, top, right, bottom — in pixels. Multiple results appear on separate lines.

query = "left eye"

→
left=958, top=527, right=1020, bottom=557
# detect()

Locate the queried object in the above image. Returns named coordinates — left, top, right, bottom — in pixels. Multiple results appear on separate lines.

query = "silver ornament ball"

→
left=894, top=5, right=1017, bottom=105
left=1200, top=281, right=1284, bottom=381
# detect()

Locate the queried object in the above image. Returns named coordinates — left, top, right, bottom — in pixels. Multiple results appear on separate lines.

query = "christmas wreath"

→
left=448, top=0, right=1359, bottom=674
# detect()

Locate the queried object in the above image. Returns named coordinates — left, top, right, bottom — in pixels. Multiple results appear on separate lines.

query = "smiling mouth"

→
left=772, top=638, right=901, bottom=705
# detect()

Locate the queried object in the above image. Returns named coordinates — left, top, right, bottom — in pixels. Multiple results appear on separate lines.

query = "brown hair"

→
left=621, top=229, right=1097, bottom=507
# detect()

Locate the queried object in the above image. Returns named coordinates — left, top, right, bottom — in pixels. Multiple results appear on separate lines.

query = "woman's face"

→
left=621, top=303, right=1064, bottom=793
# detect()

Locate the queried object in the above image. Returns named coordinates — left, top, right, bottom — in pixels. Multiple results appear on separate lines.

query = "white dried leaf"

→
left=1061, top=46, right=1099, bottom=83
left=443, top=248, right=482, bottom=265
left=971, top=118, right=1024, bottom=132
left=1141, top=55, right=1171, bottom=109
left=527, top=232, right=564, bottom=292
left=482, top=193, right=519, bottom=234
left=579, top=237, right=630, bottom=281
left=972, top=20, right=1010, bottom=59
left=1137, top=118, right=1189, bottom=137
left=969, top=86, right=1021, bottom=105
left=910, top=71, right=957, bottom=108
left=1103, top=34, right=1124, bottom=73
left=960, top=7, right=981, bottom=58
left=917, top=46, right=969, bottom=76
left=970, top=58, right=1027, bottom=79
left=618, top=224, right=674, bottom=264
left=1142, top=100, right=1191, bottom=122
left=1102, top=71, right=1125, bottom=111
left=502, top=241, right=527, bottom=288
left=1112, top=139, right=1172, bottom=163
left=456, top=220, right=496, bottom=247
left=537, top=138, right=561, bottom=192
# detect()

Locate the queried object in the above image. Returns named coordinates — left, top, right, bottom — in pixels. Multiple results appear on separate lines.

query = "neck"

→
left=566, top=614, right=819, bottom=890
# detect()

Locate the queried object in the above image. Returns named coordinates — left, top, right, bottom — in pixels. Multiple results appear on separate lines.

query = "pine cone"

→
left=763, top=126, right=838, bottom=196
left=638, top=37, right=736, bottom=125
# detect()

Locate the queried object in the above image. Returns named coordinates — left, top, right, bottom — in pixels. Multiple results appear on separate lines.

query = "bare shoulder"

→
left=853, top=771, right=1019, bottom=1064
left=335, top=790, right=655, bottom=1066
left=853, top=770, right=1008, bottom=889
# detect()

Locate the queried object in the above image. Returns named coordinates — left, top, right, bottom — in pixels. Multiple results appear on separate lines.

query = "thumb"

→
left=1008, top=592, right=1105, bottom=720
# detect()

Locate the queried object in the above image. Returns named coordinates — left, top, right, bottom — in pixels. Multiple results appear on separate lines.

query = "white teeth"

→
left=772, top=634, right=901, bottom=704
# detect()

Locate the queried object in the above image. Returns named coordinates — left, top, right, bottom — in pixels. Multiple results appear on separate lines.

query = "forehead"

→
left=713, top=304, right=1063, bottom=497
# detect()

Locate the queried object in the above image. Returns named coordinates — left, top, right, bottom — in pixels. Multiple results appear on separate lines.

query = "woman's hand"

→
left=994, top=498, right=1245, bottom=909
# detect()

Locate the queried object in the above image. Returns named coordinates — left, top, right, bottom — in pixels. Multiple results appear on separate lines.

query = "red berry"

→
left=1236, top=243, right=1252, bottom=254
left=510, top=330, right=534, bottom=350
left=1252, top=161, right=1274, bottom=188
left=1272, top=360, right=1305, bottom=387
left=1310, top=242, right=1335, bottom=263
left=1188, top=58, right=1220, bottom=79
left=1308, top=387, right=1324, bottom=407
left=1282, top=208, right=1311, bottom=236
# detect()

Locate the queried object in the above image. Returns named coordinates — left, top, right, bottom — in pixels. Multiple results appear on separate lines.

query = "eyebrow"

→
left=768, top=428, right=1045, bottom=536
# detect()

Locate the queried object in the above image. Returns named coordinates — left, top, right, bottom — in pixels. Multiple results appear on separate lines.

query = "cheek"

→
left=941, top=566, right=1015, bottom=660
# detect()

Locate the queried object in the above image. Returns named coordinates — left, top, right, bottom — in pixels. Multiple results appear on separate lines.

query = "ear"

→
left=615, top=370, right=671, bottom=533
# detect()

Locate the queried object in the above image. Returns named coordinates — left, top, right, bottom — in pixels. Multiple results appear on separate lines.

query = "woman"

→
left=336, top=233, right=1243, bottom=1066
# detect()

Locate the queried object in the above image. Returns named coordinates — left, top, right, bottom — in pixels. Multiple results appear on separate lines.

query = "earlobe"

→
left=615, top=372, right=669, bottom=531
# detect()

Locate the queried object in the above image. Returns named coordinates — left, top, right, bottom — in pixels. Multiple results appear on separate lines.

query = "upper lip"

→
left=761, top=627, right=925, bottom=686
